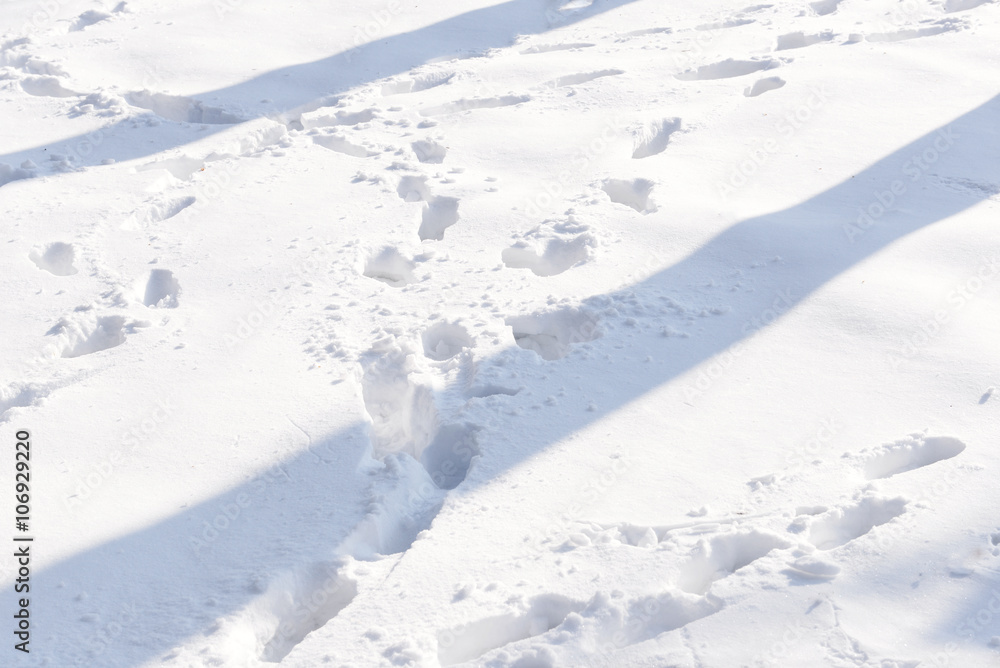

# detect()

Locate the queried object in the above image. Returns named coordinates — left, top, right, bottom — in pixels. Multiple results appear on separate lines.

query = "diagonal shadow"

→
left=13, top=94, right=1000, bottom=665
left=0, top=0, right=639, bottom=177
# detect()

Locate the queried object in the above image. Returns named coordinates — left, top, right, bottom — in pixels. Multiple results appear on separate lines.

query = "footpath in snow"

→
left=1, top=0, right=999, bottom=666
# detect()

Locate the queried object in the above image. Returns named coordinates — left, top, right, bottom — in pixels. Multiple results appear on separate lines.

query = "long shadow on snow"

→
left=0, top=0, right=639, bottom=176
left=15, top=97, right=1000, bottom=665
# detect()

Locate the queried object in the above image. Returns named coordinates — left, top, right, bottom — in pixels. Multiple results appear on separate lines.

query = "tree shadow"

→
left=13, top=65, right=1000, bottom=668
left=0, top=0, right=639, bottom=177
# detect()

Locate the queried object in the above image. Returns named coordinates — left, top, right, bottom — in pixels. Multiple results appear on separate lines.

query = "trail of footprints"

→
left=391, top=434, right=974, bottom=665
left=0, top=0, right=986, bottom=188
left=3, top=68, right=301, bottom=422
left=5, top=3, right=996, bottom=663
left=2, top=30, right=660, bottom=428
left=264, top=271, right=741, bottom=660
left=439, top=433, right=970, bottom=665
left=0, top=0, right=448, bottom=429
left=235, top=83, right=684, bottom=654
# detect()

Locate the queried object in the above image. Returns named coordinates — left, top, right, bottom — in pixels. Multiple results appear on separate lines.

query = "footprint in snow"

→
left=136, top=155, right=206, bottom=181
left=602, top=178, right=657, bottom=213
left=418, top=196, right=460, bottom=241
left=411, top=139, right=447, bottom=164
left=419, top=94, right=531, bottom=117
left=943, top=0, right=994, bottom=12
left=140, top=269, right=180, bottom=308
left=29, top=242, right=78, bottom=276
left=0, top=163, right=35, bottom=187
left=866, top=19, right=966, bottom=43
left=312, top=132, right=377, bottom=158
left=631, top=118, right=681, bottom=159
left=126, top=91, right=242, bottom=124
left=744, top=76, right=785, bottom=98
left=675, top=58, right=778, bottom=81
left=540, top=69, right=624, bottom=88
left=775, top=31, right=835, bottom=50
left=437, top=595, right=584, bottom=667
left=360, top=342, right=478, bottom=490
left=616, top=26, right=673, bottom=41
left=20, top=76, right=81, bottom=97
left=810, top=0, right=842, bottom=16
left=422, top=322, right=474, bottom=361
left=396, top=175, right=431, bottom=202
left=298, top=106, right=376, bottom=130
left=362, top=246, right=418, bottom=287
left=859, top=434, right=965, bottom=480
left=502, top=217, right=597, bottom=277
left=676, top=530, right=791, bottom=594
left=47, top=313, right=132, bottom=358
left=506, top=305, right=602, bottom=361
left=123, top=195, right=196, bottom=229
left=391, top=175, right=461, bottom=240
left=520, top=42, right=595, bottom=54
left=695, top=18, right=754, bottom=30
left=1, top=384, right=57, bottom=429
left=252, top=560, right=358, bottom=663
left=502, top=235, right=594, bottom=277
left=380, top=72, right=455, bottom=96
left=802, top=495, right=908, bottom=551
left=70, top=9, right=112, bottom=31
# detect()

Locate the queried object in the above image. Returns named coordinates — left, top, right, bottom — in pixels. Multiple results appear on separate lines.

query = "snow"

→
left=1, top=0, right=999, bottom=666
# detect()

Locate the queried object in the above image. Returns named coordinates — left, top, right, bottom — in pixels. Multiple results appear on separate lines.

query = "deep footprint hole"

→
left=418, top=196, right=460, bottom=241
left=143, top=269, right=180, bottom=308
left=437, top=594, right=583, bottom=666
left=506, top=307, right=602, bottom=361
left=30, top=242, right=77, bottom=276
left=422, top=322, right=474, bottom=361
left=602, top=178, right=656, bottom=213
left=420, top=423, right=481, bottom=490
left=363, top=247, right=417, bottom=287
left=258, top=562, right=358, bottom=663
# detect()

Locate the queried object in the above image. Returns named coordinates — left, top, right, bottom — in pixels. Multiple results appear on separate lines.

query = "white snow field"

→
left=2, top=0, right=999, bottom=666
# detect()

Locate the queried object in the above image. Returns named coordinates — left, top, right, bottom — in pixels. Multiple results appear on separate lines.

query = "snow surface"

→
left=1, top=0, right=999, bottom=666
